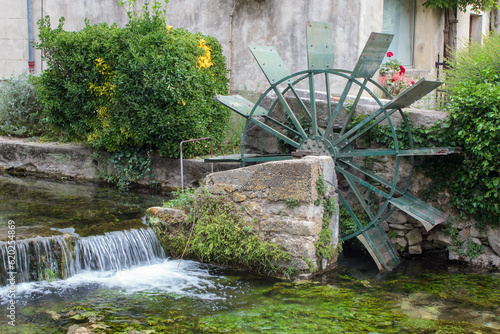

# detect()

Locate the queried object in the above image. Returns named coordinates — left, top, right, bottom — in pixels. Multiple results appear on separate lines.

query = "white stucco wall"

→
left=0, top=0, right=379, bottom=94
left=0, top=0, right=29, bottom=77
left=1, top=0, right=497, bottom=94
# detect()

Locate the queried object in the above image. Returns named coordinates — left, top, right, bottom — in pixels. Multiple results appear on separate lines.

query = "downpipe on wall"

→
left=27, top=0, right=35, bottom=72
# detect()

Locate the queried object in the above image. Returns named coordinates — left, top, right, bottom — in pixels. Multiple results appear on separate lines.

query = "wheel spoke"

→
left=288, top=83, right=324, bottom=137
left=249, top=117, right=300, bottom=148
left=339, top=78, right=369, bottom=136
left=324, top=79, right=353, bottom=138
left=343, top=173, right=375, bottom=221
left=308, top=73, right=318, bottom=136
left=338, top=147, right=459, bottom=159
left=324, top=72, right=332, bottom=120
left=333, top=106, right=398, bottom=148
left=335, top=165, right=390, bottom=200
left=288, top=84, right=312, bottom=120
left=339, top=160, right=404, bottom=194
left=273, top=87, right=308, bottom=139
left=338, top=190, right=365, bottom=240
left=263, top=115, right=301, bottom=138
left=338, top=148, right=399, bottom=158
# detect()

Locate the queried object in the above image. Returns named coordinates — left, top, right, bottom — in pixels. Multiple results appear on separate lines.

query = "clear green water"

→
left=0, top=175, right=499, bottom=334
left=0, top=175, right=167, bottom=240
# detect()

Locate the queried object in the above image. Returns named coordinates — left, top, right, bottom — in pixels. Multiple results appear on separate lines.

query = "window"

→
left=383, top=0, right=416, bottom=66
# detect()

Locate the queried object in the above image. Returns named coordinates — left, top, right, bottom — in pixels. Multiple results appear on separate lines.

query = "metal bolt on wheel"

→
left=207, top=21, right=460, bottom=271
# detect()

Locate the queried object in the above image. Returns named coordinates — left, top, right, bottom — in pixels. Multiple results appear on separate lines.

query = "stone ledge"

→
left=0, top=136, right=238, bottom=190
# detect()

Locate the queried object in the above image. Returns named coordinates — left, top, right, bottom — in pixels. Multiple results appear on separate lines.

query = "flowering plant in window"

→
left=379, top=52, right=416, bottom=97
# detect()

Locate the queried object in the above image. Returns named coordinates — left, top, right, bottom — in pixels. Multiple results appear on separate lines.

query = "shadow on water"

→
left=0, top=175, right=499, bottom=333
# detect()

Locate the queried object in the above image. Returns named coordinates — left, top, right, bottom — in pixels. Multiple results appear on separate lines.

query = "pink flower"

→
left=387, top=52, right=394, bottom=58
left=399, top=65, right=406, bottom=75
left=411, top=80, right=415, bottom=85
left=379, top=75, right=387, bottom=86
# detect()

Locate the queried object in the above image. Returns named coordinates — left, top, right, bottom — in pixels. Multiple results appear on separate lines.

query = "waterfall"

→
left=0, top=228, right=165, bottom=284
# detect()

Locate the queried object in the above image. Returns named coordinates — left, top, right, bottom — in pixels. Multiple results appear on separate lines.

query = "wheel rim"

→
left=212, top=22, right=458, bottom=271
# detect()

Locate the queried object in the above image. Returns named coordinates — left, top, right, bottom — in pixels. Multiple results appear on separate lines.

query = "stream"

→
left=0, top=175, right=499, bottom=333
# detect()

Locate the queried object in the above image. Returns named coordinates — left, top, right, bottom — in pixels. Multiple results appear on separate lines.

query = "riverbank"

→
left=0, top=136, right=237, bottom=190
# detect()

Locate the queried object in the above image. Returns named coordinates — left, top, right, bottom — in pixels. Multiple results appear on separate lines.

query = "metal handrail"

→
left=180, top=137, right=213, bottom=189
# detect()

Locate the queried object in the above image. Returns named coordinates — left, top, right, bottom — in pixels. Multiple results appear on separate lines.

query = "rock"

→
left=392, top=237, right=407, bottom=250
left=406, top=229, right=422, bottom=246
left=470, top=246, right=500, bottom=269
left=395, top=230, right=406, bottom=237
left=232, top=192, right=247, bottom=202
left=387, top=210, right=408, bottom=224
left=470, top=225, right=487, bottom=238
left=146, top=207, right=187, bottom=224
left=458, top=226, right=471, bottom=240
left=245, top=201, right=263, bottom=216
left=45, top=310, right=61, bottom=320
left=67, top=325, right=94, bottom=334
left=487, top=226, right=500, bottom=257
left=380, top=221, right=389, bottom=232
left=408, top=292, right=433, bottom=305
left=432, top=230, right=452, bottom=247
left=388, top=223, right=407, bottom=230
left=409, top=244, right=422, bottom=255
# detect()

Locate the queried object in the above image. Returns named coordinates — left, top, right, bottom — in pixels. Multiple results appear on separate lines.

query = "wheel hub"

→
left=298, top=136, right=336, bottom=158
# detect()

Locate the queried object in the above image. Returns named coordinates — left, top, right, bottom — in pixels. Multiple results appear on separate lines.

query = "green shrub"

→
left=0, top=72, right=48, bottom=137
left=35, top=1, right=229, bottom=158
left=444, top=33, right=500, bottom=226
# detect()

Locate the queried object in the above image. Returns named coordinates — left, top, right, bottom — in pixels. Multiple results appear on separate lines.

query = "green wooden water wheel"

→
left=207, top=21, right=459, bottom=270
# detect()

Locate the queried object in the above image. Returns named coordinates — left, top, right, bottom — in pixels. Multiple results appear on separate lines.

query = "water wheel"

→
left=207, top=21, right=459, bottom=271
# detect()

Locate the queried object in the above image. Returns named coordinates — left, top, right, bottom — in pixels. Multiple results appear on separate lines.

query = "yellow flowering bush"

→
left=197, top=39, right=213, bottom=69
left=35, top=3, right=229, bottom=158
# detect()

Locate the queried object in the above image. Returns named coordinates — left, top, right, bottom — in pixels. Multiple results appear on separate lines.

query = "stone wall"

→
left=204, top=155, right=339, bottom=277
left=382, top=206, right=500, bottom=270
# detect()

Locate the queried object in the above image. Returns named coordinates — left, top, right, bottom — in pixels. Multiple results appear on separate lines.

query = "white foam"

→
left=0, top=259, right=223, bottom=304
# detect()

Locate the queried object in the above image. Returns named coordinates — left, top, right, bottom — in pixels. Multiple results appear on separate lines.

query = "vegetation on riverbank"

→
left=149, top=187, right=293, bottom=277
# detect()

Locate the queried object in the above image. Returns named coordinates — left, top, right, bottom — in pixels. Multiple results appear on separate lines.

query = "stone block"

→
left=206, top=156, right=335, bottom=203
left=406, top=229, right=423, bottom=246
left=232, top=192, right=246, bottom=202
left=146, top=207, right=187, bottom=223
left=380, top=221, right=390, bottom=232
